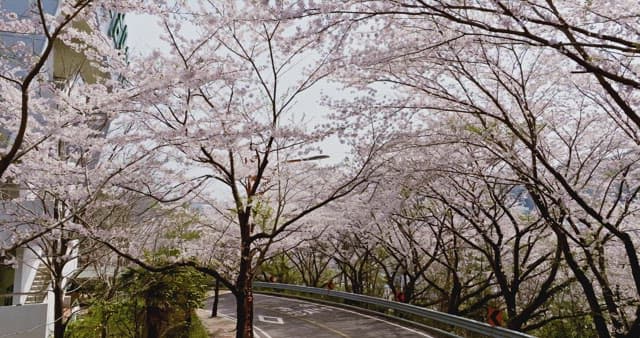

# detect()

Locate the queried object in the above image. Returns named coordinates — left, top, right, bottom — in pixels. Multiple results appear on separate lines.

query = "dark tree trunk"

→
left=235, top=275, right=254, bottom=338
left=211, top=278, right=220, bottom=318
left=101, top=313, right=108, bottom=338
left=235, top=228, right=255, bottom=338
left=526, top=189, right=611, bottom=338
left=53, top=283, right=64, bottom=338
left=405, top=279, right=416, bottom=304
left=554, top=229, right=611, bottom=338
left=52, top=237, right=68, bottom=338
left=145, top=307, right=160, bottom=338
left=447, top=275, right=462, bottom=315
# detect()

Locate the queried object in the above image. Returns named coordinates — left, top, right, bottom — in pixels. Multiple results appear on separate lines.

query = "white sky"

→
left=125, top=13, right=350, bottom=163
left=126, top=14, right=165, bottom=56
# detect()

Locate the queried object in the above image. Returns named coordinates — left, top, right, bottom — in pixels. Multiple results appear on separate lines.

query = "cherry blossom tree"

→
left=0, top=0, right=179, bottom=254
left=307, top=0, right=640, bottom=140
left=0, top=3, right=188, bottom=337
left=0, top=0, right=96, bottom=178
left=419, top=152, right=573, bottom=331
left=410, top=47, right=640, bottom=337
left=7, top=1, right=638, bottom=337
left=86, top=3, right=381, bottom=337
left=282, top=237, right=335, bottom=288
left=291, top=1, right=640, bottom=335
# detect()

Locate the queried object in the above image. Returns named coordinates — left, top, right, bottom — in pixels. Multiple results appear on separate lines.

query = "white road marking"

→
left=259, top=294, right=434, bottom=337
left=219, top=313, right=274, bottom=338
left=258, top=315, right=284, bottom=324
left=253, top=324, right=273, bottom=338
left=274, top=304, right=333, bottom=317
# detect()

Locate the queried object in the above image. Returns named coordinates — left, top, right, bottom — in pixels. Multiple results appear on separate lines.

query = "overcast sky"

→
left=125, top=13, right=350, bottom=163
left=126, top=13, right=165, bottom=55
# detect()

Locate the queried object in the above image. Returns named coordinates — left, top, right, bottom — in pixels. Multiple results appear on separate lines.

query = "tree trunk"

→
left=211, top=278, right=220, bottom=318
left=447, top=275, right=462, bottom=315
left=235, top=277, right=254, bottom=338
left=53, top=283, right=64, bottom=338
left=101, top=312, right=108, bottom=338
left=553, top=228, right=611, bottom=338
left=235, top=230, right=255, bottom=338
left=52, top=239, right=68, bottom=338
left=405, top=279, right=416, bottom=304
left=145, top=307, right=160, bottom=338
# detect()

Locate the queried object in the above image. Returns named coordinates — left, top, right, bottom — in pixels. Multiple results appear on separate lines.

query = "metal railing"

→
left=0, top=292, right=42, bottom=306
left=253, top=282, right=536, bottom=338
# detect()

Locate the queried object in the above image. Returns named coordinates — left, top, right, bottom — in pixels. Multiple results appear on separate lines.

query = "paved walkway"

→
left=197, top=291, right=236, bottom=338
left=196, top=308, right=236, bottom=338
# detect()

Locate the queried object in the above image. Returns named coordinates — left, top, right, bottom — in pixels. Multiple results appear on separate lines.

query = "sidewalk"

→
left=196, top=309, right=236, bottom=338
left=196, top=290, right=236, bottom=338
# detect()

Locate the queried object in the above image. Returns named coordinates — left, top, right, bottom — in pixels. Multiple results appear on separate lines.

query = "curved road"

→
left=205, top=293, right=434, bottom=338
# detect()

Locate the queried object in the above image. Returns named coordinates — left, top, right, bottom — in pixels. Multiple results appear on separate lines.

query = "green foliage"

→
left=162, top=209, right=202, bottom=242
left=259, top=252, right=302, bottom=284
left=252, top=199, right=274, bottom=233
left=65, top=299, right=145, bottom=338
left=66, top=266, right=209, bottom=338
left=463, top=123, right=486, bottom=135
left=529, top=297, right=597, bottom=338
left=184, top=315, right=209, bottom=338
left=532, top=315, right=595, bottom=338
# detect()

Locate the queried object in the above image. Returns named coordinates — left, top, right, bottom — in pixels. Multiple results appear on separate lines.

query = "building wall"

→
left=0, top=0, right=60, bottom=54
left=12, top=246, right=41, bottom=305
left=0, top=303, right=47, bottom=338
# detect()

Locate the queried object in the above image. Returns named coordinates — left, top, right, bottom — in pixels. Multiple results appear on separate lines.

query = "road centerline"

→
left=257, top=294, right=434, bottom=337
left=254, top=304, right=352, bottom=338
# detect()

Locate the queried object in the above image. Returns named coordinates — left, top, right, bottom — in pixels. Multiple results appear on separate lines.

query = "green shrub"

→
left=66, top=266, right=208, bottom=338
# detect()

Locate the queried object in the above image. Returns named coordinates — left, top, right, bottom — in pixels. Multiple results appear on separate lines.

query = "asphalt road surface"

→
left=205, top=293, right=434, bottom=338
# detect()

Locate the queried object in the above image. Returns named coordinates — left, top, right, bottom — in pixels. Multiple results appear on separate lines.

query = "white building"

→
left=0, top=1, right=127, bottom=337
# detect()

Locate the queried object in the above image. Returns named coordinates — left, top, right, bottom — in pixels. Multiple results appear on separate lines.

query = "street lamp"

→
left=245, top=154, right=330, bottom=193
left=285, top=155, right=330, bottom=163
